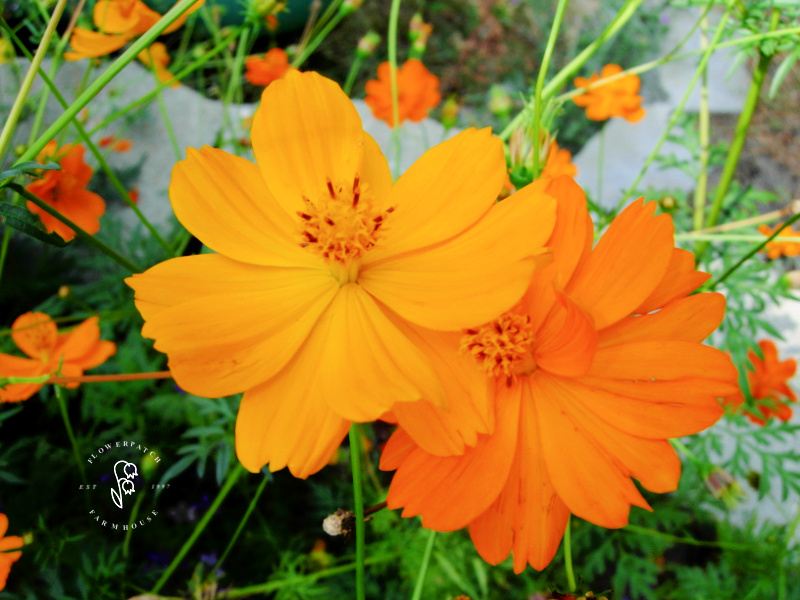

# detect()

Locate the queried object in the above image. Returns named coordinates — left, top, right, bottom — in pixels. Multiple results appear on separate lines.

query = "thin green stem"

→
left=211, top=474, right=269, bottom=575
left=564, top=516, right=576, bottom=591
left=623, top=524, right=757, bottom=551
left=532, top=0, right=569, bottom=176
left=0, top=209, right=12, bottom=289
left=291, top=9, right=347, bottom=69
left=7, top=183, right=143, bottom=273
left=388, top=0, right=402, bottom=178
left=54, top=384, right=87, bottom=486
left=611, top=0, right=735, bottom=216
left=499, top=0, right=644, bottom=141
left=705, top=211, right=800, bottom=291
left=123, top=487, right=147, bottom=558
left=150, top=63, right=182, bottom=161
left=343, top=55, right=364, bottom=97
left=216, top=553, right=400, bottom=598
left=693, top=14, right=710, bottom=253
left=349, top=425, right=366, bottom=600
left=150, top=464, right=245, bottom=594
left=0, top=0, right=69, bottom=163
left=410, top=528, right=436, bottom=600
left=697, top=8, right=781, bottom=259
left=17, top=0, right=204, bottom=166
left=676, top=233, right=800, bottom=243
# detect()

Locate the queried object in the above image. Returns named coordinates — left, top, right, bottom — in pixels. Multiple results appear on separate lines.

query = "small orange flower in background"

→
left=381, top=177, right=737, bottom=572
left=365, top=59, right=441, bottom=127
left=99, top=135, right=133, bottom=152
left=25, top=141, right=106, bottom=241
left=64, top=0, right=204, bottom=60
left=573, top=64, right=645, bottom=123
left=126, top=71, right=556, bottom=479
left=725, top=340, right=797, bottom=425
left=0, top=514, right=23, bottom=591
left=138, top=42, right=179, bottom=87
left=244, top=48, right=291, bottom=86
left=540, top=140, right=577, bottom=180
left=758, top=223, right=800, bottom=259
left=0, top=313, right=116, bottom=402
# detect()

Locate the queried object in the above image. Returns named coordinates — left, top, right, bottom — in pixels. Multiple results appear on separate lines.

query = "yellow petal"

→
left=128, top=254, right=339, bottom=397
left=360, top=131, right=393, bottom=206
left=65, top=28, right=131, bottom=60
left=360, top=185, right=556, bottom=330
left=314, top=284, right=446, bottom=421
left=170, top=146, right=318, bottom=268
left=369, top=128, right=506, bottom=259
left=251, top=71, right=364, bottom=217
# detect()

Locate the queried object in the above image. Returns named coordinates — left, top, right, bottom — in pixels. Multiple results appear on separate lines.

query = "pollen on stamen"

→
left=459, top=312, right=536, bottom=380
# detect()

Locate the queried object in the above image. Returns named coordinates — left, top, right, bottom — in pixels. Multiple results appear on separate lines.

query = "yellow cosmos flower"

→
left=126, top=71, right=556, bottom=478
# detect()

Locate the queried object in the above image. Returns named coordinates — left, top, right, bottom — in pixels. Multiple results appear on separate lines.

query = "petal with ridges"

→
left=12, top=313, right=56, bottom=360
left=635, top=248, right=710, bottom=314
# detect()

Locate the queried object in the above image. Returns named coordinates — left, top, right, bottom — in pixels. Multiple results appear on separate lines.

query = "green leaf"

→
left=0, top=160, right=59, bottom=185
left=0, top=202, right=70, bottom=247
left=769, top=45, right=800, bottom=99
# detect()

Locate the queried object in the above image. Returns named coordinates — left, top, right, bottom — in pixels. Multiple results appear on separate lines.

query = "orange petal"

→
left=252, top=71, right=364, bottom=217
left=11, top=312, right=56, bottom=360
left=65, top=28, right=131, bottom=60
left=162, top=0, right=205, bottom=34
left=313, top=284, right=446, bottom=421
left=566, top=199, right=674, bottom=329
left=0, top=354, right=47, bottom=402
left=55, top=187, right=105, bottom=235
left=128, top=254, right=339, bottom=397
left=93, top=0, right=141, bottom=33
left=379, top=427, right=416, bottom=471
left=384, top=384, right=521, bottom=531
left=531, top=373, right=651, bottom=528
left=56, top=317, right=116, bottom=368
left=361, top=185, right=556, bottom=330
left=170, top=146, right=318, bottom=268
left=535, top=292, right=597, bottom=377
left=635, top=248, right=710, bottom=314
left=368, top=128, right=506, bottom=259
left=542, top=175, right=593, bottom=286
left=360, top=132, right=393, bottom=207
left=599, top=293, right=725, bottom=346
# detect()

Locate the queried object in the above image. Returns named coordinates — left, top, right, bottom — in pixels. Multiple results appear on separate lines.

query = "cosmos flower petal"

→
left=384, top=385, right=520, bottom=531
left=566, top=199, right=674, bottom=329
left=360, top=131, right=393, bottom=206
left=589, top=340, right=738, bottom=382
left=531, top=373, right=651, bottom=528
left=0, top=355, right=47, bottom=402
left=361, top=185, right=556, bottom=330
left=235, top=358, right=350, bottom=479
left=129, top=256, right=339, bottom=398
left=636, top=248, right=710, bottom=314
left=170, top=146, right=316, bottom=268
left=57, top=317, right=102, bottom=360
left=11, top=313, right=56, bottom=359
left=252, top=71, right=365, bottom=216
left=542, top=176, right=593, bottom=284
left=64, top=28, right=131, bottom=60
left=535, top=293, right=597, bottom=377
left=367, top=128, right=506, bottom=258
left=316, top=285, right=446, bottom=421
left=599, top=293, right=725, bottom=346
left=93, top=0, right=141, bottom=33
left=379, top=427, right=417, bottom=471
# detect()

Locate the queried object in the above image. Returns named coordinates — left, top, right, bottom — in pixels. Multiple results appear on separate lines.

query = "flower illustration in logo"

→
left=111, top=460, right=138, bottom=509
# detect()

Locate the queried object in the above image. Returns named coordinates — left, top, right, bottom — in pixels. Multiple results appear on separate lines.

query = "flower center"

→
left=460, top=312, right=536, bottom=380
left=298, top=177, right=393, bottom=267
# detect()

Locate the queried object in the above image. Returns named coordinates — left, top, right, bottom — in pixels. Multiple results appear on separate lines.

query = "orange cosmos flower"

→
left=380, top=177, right=738, bottom=572
left=138, top=42, right=179, bottom=87
left=758, top=223, right=800, bottom=259
left=25, top=141, right=106, bottom=241
left=725, top=340, right=797, bottom=425
left=0, top=514, right=22, bottom=591
left=0, top=313, right=116, bottom=402
left=365, top=59, right=441, bottom=127
left=573, top=64, right=645, bottom=123
left=125, top=71, right=556, bottom=479
left=244, top=48, right=291, bottom=86
left=540, top=140, right=577, bottom=180
left=64, top=0, right=204, bottom=61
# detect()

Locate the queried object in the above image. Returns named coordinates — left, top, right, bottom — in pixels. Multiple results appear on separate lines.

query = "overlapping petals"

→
left=244, top=48, right=292, bottom=86
left=381, top=176, right=737, bottom=572
left=127, top=71, right=556, bottom=478
left=573, top=64, right=645, bottom=123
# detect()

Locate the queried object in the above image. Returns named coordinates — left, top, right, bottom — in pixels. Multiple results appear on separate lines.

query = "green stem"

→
left=693, top=14, right=710, bottom=249
left=17, top=0, right=204, bottom=166
left=499, top=0, right=644, bottom=141
left=388, top=0, right=402, bottom=178
left=697, top=8, right=781, bottom=259
left=623, top=524, right=756, bottom=551
left=0, top=0, right=69, bottom=163
left=349, top=425, right=366, bottom=600
left=611, top=0, right=735, bottom=217
left=150, top=464, right=244, bottom=594
left=216, top=553, right=400, bottom=598
left=343, top=54, right=364, bottom=97
left=676, top=233, right=800, bottom=243
left=123, top=487, right=147, bottom=558
left=211, top=474, right=269, bottom=575
left=531, top=0, right=569, bottom=177
left=704, top=211, right=800, bottom=291
left=54, top=384, right=87, bottom=486
left=410, top=528, right=436, bottom=600
left=564, top=516, right=576, bottom=591
left=151, top=67, right=182, bottom=161
left=0, top=211, right=12, bottom=289
left=291, top=8, right=347, bottom=69
left=7, top=183, right=143, bottom=273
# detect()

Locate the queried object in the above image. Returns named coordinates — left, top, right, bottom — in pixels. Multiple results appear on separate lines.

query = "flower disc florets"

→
left=460, top=311, right=536, bottom=379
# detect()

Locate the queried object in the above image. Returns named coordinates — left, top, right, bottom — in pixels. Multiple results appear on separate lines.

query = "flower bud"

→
left=357, top=31, right=381, bottom=59
left=703, top=466, right=745, bottom=508
left=340, top=0, right=363, bottom=15
left=409, top=13, right=432, bottom=56
left=488, top=85, right=512, bottom=119
left=441, top=95, right=459, bottom=130
left=58, top=286, right=71, bottom=299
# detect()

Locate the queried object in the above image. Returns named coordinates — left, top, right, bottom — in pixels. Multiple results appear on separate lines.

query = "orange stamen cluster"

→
left=460, top=312, right=536, bottom=379
left=298, top=177, right=393, bottom=264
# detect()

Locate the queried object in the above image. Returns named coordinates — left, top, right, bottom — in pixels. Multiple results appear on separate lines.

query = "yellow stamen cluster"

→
left=298, top=177, right=393, bottom=264
left=460, top=312, right=536, bottom=379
